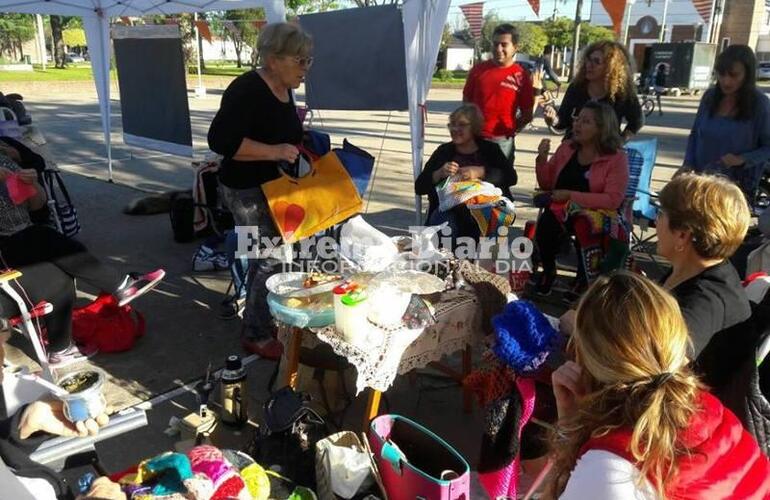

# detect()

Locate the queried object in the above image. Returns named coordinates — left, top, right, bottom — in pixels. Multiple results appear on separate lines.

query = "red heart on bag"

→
left=274, top=201, right=305, bottom=238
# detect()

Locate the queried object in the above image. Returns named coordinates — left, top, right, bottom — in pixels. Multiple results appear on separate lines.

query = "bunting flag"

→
left=528, top=0, right=540, bottom=16
left=195, top=19, right=212, bottom=43
left=600, top=0, right=627, bottom=34
left=459, top=2, right=484, bottom=39
left=223, top=20, right=241, bottom=41
left=692, top=0, right=713, bottom=23
left=253, top=19, right=267, bottom=30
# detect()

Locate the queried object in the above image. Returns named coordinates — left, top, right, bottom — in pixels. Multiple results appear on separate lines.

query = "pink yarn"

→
left=478, top=377, right=536, bottom=498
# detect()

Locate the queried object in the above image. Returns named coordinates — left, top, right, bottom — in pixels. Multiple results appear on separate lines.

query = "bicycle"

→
left=538, top=87, right=565, bottom=136
left=638, top=85, right=658, bottom=117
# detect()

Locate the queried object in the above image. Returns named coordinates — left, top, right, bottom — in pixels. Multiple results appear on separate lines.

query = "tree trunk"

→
left=50, top=15, right=66, bottom=68
left=234, top=39, right=242, bottom=68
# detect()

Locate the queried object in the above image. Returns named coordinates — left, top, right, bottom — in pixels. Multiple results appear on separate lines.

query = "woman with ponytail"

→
left=547, top=271, right=770, bottom=499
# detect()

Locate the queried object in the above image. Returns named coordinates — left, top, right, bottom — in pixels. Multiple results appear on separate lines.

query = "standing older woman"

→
left=208, top=23, right=312, bottom=359
left=544, top=41, right=642, bottom=141
left=682, top=45, right=770, bottom=198
left=533, top=101, right=629, bottom=296
left=548, top=272, right=770, bottom=499
left=656, top=173, right=753, bottom=390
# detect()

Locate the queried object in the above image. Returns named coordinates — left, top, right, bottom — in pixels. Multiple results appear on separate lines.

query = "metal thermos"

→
left=220, top=355, right=248, bottom=426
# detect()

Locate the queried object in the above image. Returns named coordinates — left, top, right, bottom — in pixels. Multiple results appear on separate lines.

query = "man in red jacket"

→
left=462, top=23, right=534, bottom=169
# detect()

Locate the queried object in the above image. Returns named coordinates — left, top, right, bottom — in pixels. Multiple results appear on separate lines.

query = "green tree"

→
left=580, top=23, right=615, bottom=46
left=513, top=22, right=548, bottom=56
left=285, top=0, right=339, bottom=16
left=0, top=14, right=35, bottom=62
left=542, top=16, right=573, bottom=49
left=479, top=11, right=501, bottom=55
left=222, top=9, right=263, bottom=68
left=62, top=28, right=86, bottom=48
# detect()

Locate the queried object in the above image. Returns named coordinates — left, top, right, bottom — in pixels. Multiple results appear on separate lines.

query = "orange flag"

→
left=601, top=0, right=627, bottom=34
left=195, top=19, right=212, bottom=43
left=120, top=16, right=131, bottom=25
left=528, top=0, right=540, bottom=16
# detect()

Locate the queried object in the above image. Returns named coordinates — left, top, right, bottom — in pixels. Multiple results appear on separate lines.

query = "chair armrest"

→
left=29, top=409, right=148, bottom=467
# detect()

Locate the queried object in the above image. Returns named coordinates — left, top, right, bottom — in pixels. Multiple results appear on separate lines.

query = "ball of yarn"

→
left=491, top=300, right=558, bottom=373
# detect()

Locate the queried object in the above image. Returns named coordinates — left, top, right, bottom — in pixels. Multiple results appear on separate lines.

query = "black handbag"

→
left=246, top=386, right=328, bottom=489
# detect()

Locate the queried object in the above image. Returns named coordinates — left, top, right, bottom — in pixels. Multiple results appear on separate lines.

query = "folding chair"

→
left=625, top=139, right=662, bottom=270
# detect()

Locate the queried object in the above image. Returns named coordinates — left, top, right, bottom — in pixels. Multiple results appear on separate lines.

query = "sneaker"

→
left=193, top=246, right=229, bottom=272
left=48, top=343, right=97, bottom=368
left=115, top=269, right=166, bottom=307
left=241, top=336, right=283, bottom=361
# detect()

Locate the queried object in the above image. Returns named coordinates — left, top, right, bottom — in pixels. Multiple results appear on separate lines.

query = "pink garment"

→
left=535, top=140, right=629, bottom=210
left=6, top=174, right=37, bottom=205
left=478, top=377, right=536, bottom=499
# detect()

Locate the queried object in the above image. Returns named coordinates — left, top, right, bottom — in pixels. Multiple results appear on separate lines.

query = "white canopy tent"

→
left=0, top=0, right=449, bottom=218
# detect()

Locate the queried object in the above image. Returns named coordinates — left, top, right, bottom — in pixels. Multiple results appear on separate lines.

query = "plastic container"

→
left=56, top=369, right=107, bottom=423
left=338, top=290, right=369, bottom=345
left=266, top=293, right=335, bottom=328
left=333, top=282, right=359, bottom=332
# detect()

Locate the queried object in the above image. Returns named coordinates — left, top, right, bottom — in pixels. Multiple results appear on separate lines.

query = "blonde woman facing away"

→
left=548, top=272, right=770, bottom=499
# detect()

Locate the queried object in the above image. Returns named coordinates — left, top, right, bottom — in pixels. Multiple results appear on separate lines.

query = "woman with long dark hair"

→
left=683, top=44, right=770, bottom=198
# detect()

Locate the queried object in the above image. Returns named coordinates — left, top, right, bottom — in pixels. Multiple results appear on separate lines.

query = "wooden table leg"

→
left=363, top=388, right=382, bottom=432
left=462, top=344, right=472, bottom=414
left=285, top=327, right=302, bottom=390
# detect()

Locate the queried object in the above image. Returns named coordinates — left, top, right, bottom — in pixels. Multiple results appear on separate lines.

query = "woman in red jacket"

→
left=533, top=101, right=629, bottom=296
left=547, top=271, right=770, bottom=499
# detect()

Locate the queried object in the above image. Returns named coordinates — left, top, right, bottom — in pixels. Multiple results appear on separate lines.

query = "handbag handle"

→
left=276, top=144, right=318, bottom=184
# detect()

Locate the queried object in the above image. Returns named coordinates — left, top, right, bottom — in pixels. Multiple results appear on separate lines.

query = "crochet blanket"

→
left=550, top=200, right=630, bottom=283
left=436, top=177, right=515, bottom=237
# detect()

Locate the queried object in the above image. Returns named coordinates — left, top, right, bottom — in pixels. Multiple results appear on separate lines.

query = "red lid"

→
left=333, top=282, right=357, bottom=295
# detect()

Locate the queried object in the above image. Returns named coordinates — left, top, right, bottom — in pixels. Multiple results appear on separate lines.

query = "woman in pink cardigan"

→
left=533, top=101, right=629, bottom=296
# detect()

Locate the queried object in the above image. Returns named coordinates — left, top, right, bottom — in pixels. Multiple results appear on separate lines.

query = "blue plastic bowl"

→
left=267, top=293, right=335, bottom=328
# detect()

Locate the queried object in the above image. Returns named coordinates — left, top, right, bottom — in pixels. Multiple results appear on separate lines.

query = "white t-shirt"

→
left=560, top=450, right=657, bottom=500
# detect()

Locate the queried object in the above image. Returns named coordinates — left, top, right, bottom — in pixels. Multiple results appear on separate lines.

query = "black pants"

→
left=535, top=209, right=585, bottom=280
left=0, top=225, right=124, bottom=351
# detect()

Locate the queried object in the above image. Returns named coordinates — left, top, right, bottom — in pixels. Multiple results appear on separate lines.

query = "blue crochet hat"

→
left=492, top=300, right=559, bottom=374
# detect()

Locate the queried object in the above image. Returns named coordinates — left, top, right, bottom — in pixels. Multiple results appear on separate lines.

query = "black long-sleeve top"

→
left=415, top=139, right=517, bottom=222
left=207, top=71, right=303, bottom=189
left=555, top=83, right=643, bottom=138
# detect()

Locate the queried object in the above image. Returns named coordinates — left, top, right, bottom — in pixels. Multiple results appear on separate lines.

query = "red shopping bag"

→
left=72, top=293, right=145, bottom=352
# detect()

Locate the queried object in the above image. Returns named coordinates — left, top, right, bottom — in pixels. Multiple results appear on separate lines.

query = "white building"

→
left=444, top=35, right=474, bottom=71
left=200, top=36, right=253, bottom=62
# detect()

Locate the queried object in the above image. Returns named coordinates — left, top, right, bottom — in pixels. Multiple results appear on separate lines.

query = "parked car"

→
left=758, top=62, right=770, bottom=81
left=65, top=52, right=85, bottom=63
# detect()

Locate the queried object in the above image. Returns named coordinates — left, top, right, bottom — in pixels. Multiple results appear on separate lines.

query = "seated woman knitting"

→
left=0, top=144, right=164, bottom=368
left=532, top=101, right=629, bottom=296
left=415, top=104, right=517, bottom=247
left=548, top=271, right=770, bottom=498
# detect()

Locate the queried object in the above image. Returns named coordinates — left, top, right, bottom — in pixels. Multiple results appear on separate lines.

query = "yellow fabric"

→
left=262, top=152, right=363, bottom=243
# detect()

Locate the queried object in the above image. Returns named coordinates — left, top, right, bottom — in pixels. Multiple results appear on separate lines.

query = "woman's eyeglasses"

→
left=586, top=56, right=604, bottom=66
left=447, top=123, right=471, bottom=131
left=287, top=55, right=314, bottom=68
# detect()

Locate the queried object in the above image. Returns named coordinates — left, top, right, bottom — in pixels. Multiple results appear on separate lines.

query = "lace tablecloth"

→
left=277, top=288, right=483, bottom=394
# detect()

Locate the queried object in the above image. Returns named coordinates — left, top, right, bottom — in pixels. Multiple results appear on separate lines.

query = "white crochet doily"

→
left=277, top=289, right=483, bottom=393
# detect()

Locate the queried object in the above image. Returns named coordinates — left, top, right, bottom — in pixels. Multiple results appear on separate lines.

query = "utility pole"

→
left=659, top=0, right=670, bottom=42
left=570, top=0, right=584, bottom=80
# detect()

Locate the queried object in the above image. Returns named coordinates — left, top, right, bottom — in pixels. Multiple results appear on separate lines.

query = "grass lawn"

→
left=0, top=63, right=113, bottom=82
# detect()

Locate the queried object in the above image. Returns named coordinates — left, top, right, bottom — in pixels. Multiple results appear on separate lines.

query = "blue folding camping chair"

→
left=625, top=138, right=662, bottom=270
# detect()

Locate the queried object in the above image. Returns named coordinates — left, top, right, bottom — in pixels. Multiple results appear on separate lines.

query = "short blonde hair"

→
left=547, top=272, right=702, bottom=499
left=449, top=104, right=484, bottom=136
left=658, top=173, right=750, bottom=260
left=257, top=22, right=312, bottom=63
